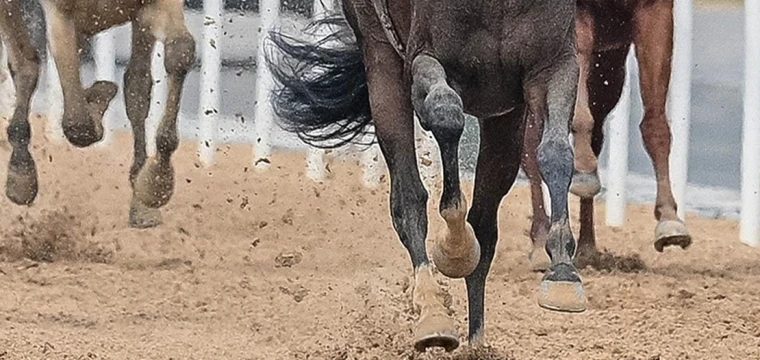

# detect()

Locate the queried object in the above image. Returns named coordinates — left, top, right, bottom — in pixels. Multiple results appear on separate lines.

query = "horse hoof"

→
left=414, top=312, right=459, bottom=353
left=414, top=332, right=460, bottom=353
left=654, top=220, right=692, bottom=252
left=569, top=170, right=601, bottom=199
left=537, top=263, right=587, bottom=313
left=134, top=157, right=175, bottom=209
left=129, top=198, right=162, bottom=228
left=63, top=114, right=104, bottom=148
left=431, top=230, right=481, bottom=279
left=6, top=165, right=38, bottom=205
left=528, top=245, right=550, bottom=272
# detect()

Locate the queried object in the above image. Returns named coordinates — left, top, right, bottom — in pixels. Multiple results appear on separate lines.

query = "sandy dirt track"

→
left=1, top=117, right=760, bottom=360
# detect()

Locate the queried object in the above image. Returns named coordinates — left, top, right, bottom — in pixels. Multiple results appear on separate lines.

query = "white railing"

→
left=11, top=0, right=760, bottom=246
left=741, top=0, right=760, bottom=247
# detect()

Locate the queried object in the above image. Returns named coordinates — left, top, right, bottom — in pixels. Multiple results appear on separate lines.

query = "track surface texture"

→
left=1, top=117, right=759, bottom=360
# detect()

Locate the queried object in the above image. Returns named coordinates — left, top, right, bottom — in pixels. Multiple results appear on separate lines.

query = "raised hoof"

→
left=431, top=225, right=481, bottom=278
left=86, top=81, right=119, bottom=104
left=528, top=245, right=550, bottom=272
left=62, top=115, right=104, bottom=147
left=537, top=263, right=587, bottom=312
left=134, top=157, right=175, bottom=209
left=5, top=164, right=38, bottom=205
left=129, top=197, right=163, bottom=229
left=654, top=220, right=692, bottom=252
left=569, top=170, right=601, bottom=199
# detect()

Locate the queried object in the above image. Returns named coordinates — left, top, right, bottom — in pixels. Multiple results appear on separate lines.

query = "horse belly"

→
left=47, top=0, right=146, bottom=35
left=448, top=65, right=523, bottom=119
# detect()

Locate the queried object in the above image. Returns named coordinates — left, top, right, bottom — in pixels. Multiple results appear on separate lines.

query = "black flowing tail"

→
left=264, top=14, right=373, bottom=149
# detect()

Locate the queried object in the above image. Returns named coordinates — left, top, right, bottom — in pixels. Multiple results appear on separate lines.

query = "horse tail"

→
left=264, top=14, right=373, bottom=149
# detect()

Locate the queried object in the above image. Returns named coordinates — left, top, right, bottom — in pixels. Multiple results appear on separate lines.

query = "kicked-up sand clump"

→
left=0, top=206, right=112, bottom=264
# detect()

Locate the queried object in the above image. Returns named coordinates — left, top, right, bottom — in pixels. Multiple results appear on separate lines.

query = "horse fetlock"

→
left=546, top=220, right=575, bottom=264
left=134, top=156, right=175, bottom=208
left=5, top=155, right=38, bottom=205
left=569, top=169, right=601, bottom=198
left=156, top=130, right=179, bottom=157
left=654, top=219, right=692, bottom=252
left=434, top=196, right=480, bottom=278
left=412, top=264, right=459, bottom=352
left=164, top=31, right=196, bottom=77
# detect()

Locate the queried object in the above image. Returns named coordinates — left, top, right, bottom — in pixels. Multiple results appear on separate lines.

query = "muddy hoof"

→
left=134, top=157, right=175, bottom=209
left=528, top=245, right=550, bottom=272
left=431, top=233, right=481, bottom=279
left=6, top=165, right=38, bottom=205
left=414, top=309, right=459, bottom=353
left=654, top=220, right=692, bottom=252
left=414, top=332, right=459, bottom=353
left=537, top=263, right=587, bottom=312
left=129, top=197, right=163, bottom=228
left=569, top=170, right=601, bottom=199
left=63, top=115, right=104, bottom=148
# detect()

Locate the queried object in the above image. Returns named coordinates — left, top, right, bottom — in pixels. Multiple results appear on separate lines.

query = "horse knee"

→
left=9, top=51, right=40, bottom=94
left=163, top=31, right=195, bottom=78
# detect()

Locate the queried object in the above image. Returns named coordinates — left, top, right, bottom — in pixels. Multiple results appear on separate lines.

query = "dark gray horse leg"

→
left=464, top=108, right=526, bottom=345
left=1, top=0, right=41, bottom=205
left=529, top=55, right=587, bottom=313
left=410, top=54, right=480, bottom=280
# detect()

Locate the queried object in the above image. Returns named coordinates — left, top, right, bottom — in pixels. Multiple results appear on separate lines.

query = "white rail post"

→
left=741, top=0, right=760, bottom=247
left=253, top=0, right=280, bottom=170
left=199, top=0, right=222, bottom=167
left=44, top=46, right=64, bottom=142
left=605, top=46, right=635, bottom=227
left=0, top=43, right=15, bottom=119
left=146, top=42, right=167, bottom=157
left=93, top=29, right=117, bottom=147
left=305, top=0, right=330, bottom=181
left=668, top=0, right=693, bottom=222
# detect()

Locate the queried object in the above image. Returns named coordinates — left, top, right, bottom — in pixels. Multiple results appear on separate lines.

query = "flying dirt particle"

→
left=251, top=238, right=260, bottom=247
left=192, top=203, right=203, bottom=210
left=274, top=252, right=303, bottom=268
left=676, top=289, right=696, bottom=299
left=420, top=157, right=433, bottom=167
left=178, top=227, right=190, bottom=236
left=279, top=284, right=309, bottom=303
left=185, top=178, right=192, bottom=184
left=281, top=209, right=294, bottom=225
left=258, top=221, right=268, bottom=229
left=226, top=197, right=233, bottom=204
left=240, top=196, right=249, bottom=209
